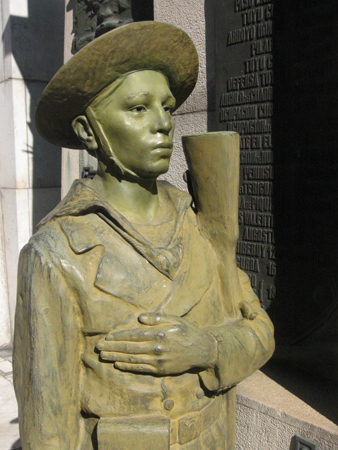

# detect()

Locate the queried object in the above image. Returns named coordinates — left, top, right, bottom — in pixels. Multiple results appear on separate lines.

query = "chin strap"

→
left=85, top=105, right=137, bottom=178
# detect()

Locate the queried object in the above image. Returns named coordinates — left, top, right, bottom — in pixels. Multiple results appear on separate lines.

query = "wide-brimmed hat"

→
left=35, top=21, right=199, bottom=149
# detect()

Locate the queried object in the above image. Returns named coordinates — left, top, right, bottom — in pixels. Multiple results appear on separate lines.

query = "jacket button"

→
left=164, top=399, right=174, bottom=411
left=196, top=388, right=205, bottom=399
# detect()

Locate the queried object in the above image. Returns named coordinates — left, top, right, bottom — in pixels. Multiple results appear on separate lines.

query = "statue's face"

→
left=94, top=70, right=175, bottom=178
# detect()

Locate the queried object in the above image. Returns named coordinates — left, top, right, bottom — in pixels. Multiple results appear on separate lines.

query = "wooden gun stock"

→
left=182, top=132, right=243, bottom=319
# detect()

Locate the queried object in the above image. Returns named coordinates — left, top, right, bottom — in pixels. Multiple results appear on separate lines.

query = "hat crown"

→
left=35, top=21, right=199, bottom=149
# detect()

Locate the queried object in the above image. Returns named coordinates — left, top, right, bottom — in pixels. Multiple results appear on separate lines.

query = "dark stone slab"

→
left=214, top=0, right=274, bottom=311
left=212, top=0, right=338, bottom=341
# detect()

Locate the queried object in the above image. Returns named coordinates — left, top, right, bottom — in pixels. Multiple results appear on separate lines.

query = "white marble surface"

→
left=0, top=351, right=21, bottom=450
left=154, top=0, right=208, bottom=116
left=0, top=0, right=64, bottom=347
left=0, top=80, right=16, bottom=188
left=0, top=198, right=11, bottom=347
left=160, top=111, right=208, bottom=192
left=1, top=0, right=64, bottom=82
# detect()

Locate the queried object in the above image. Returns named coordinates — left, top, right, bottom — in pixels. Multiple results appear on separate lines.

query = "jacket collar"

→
left=38, top=179, right=192, bottom=279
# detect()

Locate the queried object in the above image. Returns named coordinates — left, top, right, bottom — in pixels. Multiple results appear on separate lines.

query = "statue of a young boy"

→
left=13, top=21, right=274, bottom=450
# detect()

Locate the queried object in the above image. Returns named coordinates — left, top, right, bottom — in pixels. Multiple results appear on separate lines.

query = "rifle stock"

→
left=182, top=132, right=243, bottom=319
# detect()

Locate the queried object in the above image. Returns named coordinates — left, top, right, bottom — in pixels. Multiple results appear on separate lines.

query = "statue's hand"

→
left=96, top=313, right=217, bottom=375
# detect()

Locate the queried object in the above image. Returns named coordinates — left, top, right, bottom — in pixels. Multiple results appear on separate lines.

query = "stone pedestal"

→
left=236, top=371, right=338, bottom=450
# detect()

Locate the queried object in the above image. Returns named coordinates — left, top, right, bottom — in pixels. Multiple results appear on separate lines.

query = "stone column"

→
left=0, top=0, right=64, bottom=345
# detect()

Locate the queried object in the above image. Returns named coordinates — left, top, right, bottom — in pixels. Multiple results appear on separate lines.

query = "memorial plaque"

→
left=215, top=0, right=275, bottom=311
left=213, top=0, right=338, bottom=339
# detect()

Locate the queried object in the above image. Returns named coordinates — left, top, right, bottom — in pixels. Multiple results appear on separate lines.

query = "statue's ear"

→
left=72, top=115, right=98, bottom=154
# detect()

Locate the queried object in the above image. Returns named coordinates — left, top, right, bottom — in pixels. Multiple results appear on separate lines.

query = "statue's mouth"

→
left=153, top=141, right=173, bottom=150
left=151, top=147, right=173, bottom=158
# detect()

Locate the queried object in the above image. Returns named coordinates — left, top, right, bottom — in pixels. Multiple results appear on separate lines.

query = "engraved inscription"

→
left=239, top=211, right=274, bottom=227
left=239, top=196, right=273, bottom=212
left=242, top=165, right=273, bottom=180
left=242, top=227, right=275, bottom=244
left=216, top=0, right=274, bottom=306
left=236, top=256, right=260, bottom=273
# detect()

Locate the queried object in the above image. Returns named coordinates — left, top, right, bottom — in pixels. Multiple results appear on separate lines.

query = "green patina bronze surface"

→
left=13, top=21, right=274, bottom=450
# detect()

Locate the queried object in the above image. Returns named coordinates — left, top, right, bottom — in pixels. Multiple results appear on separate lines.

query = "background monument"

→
left=211, top=0, right=338, bottom=348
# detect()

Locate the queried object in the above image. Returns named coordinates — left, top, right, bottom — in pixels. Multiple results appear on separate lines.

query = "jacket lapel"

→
left=41, top=179, right=214, bottom=314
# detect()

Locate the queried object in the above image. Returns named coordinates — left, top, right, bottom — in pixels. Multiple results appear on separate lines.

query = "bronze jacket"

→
left=13, top=179, right=274, bottom=450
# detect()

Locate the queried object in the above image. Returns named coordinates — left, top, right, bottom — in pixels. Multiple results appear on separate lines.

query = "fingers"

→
left=97, top=340, right=164, bottom=363
left=96, top=341, right=164, bottom=361
left=105, top=327, right=166, bottom=342
left=97, top=341, right=154, bottom=354
left=100, top=352, right=155, bottom=365
left=138, top=312, right=181, bottom=326
left=100, top=352, right=165, bottom=375
left=114, top=362, right=159, bottom=374
left=104, top=313, right=182, bottom=341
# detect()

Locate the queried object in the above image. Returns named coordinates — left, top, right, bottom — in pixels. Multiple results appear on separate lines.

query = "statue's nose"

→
left=153, top=107, right=173, bottom=135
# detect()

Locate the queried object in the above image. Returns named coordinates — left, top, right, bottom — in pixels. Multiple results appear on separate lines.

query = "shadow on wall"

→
left=270, top=0, right=338, bottom=345
left=10, top=437, right=21, bottom=450
left=262, top=0, right=338, bottom=425
left=1, top=0, right=153, bottom=232
left=205, top=0, right=338, bottom=424
left=2, top=0, right=65, bottom=231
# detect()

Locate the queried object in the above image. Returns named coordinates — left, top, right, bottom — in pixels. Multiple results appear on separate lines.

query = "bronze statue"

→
left=13, top=21, right=274, bottom=450
left=71, top=0, right=133, bottom=53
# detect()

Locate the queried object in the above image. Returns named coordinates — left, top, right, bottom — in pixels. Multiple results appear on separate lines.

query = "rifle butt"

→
left=182, top=132, right=243, bottom=319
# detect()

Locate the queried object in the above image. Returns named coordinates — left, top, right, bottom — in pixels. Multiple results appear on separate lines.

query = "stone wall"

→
left=154, top=0, right=209, bottom=191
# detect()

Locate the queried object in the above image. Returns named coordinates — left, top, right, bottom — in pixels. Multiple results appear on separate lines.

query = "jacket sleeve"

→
left=199, top=268, right=275, bottom=392
left=13, top=241, right=84, bottom=450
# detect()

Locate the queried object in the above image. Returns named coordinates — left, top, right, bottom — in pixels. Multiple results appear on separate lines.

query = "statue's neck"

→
left=91, top=166, right=161, bottom=225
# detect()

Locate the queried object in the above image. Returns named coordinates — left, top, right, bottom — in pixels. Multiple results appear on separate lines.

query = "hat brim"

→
left=35, top=21, right=199, bottom=149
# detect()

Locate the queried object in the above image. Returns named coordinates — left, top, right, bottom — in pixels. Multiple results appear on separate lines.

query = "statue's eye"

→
left=163, top=105, right=173, bottom=114
left=130, top=105, right=147, bottom=113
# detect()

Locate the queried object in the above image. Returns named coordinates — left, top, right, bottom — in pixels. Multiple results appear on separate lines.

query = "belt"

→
left=170, top=396, right=222, bottom=445
left=96, top=397, right=223, bottom=449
